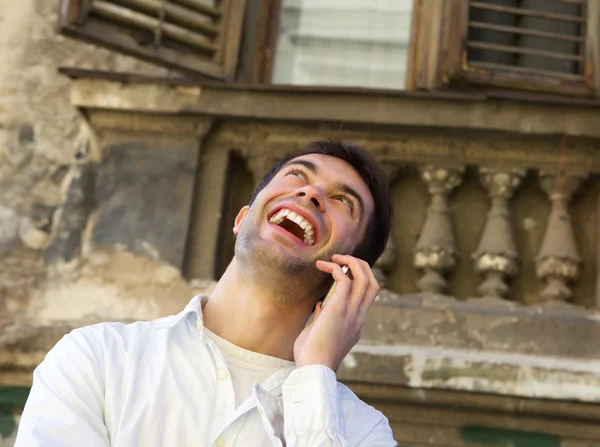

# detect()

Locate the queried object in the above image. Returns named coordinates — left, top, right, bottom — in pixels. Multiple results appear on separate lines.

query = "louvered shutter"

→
left=408, top=0, right=599, bottom=96
left=60, top=0, right=246, bottom=80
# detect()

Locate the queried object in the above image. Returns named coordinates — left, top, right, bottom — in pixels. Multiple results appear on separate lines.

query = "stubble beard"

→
left=235, top=207, right=334, bottom=305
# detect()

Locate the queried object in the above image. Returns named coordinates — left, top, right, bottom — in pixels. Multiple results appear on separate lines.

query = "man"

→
left=16, top=140, right=396, bottom=446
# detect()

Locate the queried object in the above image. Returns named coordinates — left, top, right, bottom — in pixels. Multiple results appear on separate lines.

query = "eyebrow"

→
left=285, top=160, right=365, bottom=219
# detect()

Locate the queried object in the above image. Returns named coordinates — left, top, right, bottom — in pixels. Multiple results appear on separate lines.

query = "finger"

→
left=316, top=260, right=353, bottom=284
left=330, top=255, right=370, bottom=309
left=307, top=302, right=323, bottom=328
left=315, top=261, right=352, bottom=307
left=314, top=301, right=323, bottom=319
left=333, top=255, right=379, bottom=324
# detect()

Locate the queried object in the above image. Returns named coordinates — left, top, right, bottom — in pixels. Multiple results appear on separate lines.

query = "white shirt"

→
left=16, top=295, right=396, bottom=446
left=204, top=328, right=294, bottom=409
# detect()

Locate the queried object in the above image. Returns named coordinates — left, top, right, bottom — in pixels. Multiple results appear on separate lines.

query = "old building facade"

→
left=1, top=0, right=600, bottom=445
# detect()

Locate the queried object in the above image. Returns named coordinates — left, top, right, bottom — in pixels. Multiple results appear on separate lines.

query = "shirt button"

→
left=215, top=436, right=226, bottom=447
left=217, top=369, right=228, bottom=380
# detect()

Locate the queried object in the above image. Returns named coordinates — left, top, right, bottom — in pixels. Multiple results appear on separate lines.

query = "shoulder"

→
left=45, top=307, right=193, bottom=370
left=67, top=311, right=191, bottom=352
left=337, top=382, right=395, bottom=443
left=64, top=294, right=204, bottom=352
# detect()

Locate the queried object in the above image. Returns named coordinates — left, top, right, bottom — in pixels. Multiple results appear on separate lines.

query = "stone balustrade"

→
left=369, top=163, right=595, bottom=306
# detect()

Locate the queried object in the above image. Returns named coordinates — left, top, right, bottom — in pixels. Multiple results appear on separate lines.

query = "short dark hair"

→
left=248, top=140, right=393, bottom=266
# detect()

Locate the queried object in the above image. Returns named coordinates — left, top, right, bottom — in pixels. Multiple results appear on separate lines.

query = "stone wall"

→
left=0, top=0, right=172, bottom=320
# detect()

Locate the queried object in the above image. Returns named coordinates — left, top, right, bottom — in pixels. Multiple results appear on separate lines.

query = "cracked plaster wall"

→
left=0, top=0, right=198, bottom=322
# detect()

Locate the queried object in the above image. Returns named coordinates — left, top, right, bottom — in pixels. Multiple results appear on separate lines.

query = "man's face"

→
left=234, top=154, right=374, bottom=299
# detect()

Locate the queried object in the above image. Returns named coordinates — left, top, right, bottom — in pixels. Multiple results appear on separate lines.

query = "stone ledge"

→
left=66, top=75, right=600, bottom=139
left=371, top=291, right=600, bottom=357
left=337, top=291, right=600, bottom=403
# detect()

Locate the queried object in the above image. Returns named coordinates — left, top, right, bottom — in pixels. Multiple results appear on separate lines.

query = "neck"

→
left=202, top=258, right=317, bottom=361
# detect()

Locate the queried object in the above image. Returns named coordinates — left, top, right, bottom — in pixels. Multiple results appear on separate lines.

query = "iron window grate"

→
left=466, top=0, right=587, bottom=80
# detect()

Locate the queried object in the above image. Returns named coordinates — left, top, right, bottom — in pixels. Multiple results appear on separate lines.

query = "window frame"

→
left=407, top=0, right=599, bottom=97
left=248, top=0, right=282, bottom=84
left=59, top=0, right=599, bottom=98
left=59, top=0, right=247, bottom=81
left=252, top=0, right=599, bottom=98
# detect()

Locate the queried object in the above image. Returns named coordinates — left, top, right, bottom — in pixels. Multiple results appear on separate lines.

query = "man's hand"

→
left=293, top=254, right=380, bottom=371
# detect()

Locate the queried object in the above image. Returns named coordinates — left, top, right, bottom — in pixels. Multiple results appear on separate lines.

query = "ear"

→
left=233, top=206, right=250, bottom=235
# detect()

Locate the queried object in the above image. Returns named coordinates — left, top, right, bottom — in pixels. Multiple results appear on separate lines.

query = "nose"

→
left=296, top=186, right=325, bottom=212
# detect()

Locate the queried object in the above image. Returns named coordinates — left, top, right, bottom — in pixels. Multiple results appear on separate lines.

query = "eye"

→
left=286, top=168, right=308, bottom=182
left=336, top=195, right=355, bottom=213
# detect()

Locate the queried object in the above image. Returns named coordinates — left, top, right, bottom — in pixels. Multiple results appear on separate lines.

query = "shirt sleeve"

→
left=14, top=326, right=110, bottom=447
left=281, top=365, right=397, bottom=446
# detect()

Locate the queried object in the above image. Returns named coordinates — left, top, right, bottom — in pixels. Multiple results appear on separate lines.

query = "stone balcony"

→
left=2, top=69, right=600, bottom=445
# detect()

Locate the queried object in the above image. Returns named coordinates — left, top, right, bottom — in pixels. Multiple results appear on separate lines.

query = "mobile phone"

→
left=321, top=265, right=349, bottom=309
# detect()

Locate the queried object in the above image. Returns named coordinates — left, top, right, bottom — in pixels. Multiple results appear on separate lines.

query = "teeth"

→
left=304, top=236, right=315, bottom=245
left=269, top=208, right=316, bottom=245
left=269, top=209, right=287, bottom=224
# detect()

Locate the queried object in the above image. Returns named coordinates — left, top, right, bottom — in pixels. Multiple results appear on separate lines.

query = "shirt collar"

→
left=155, top=294, right=297, bottom=395
left=154, top=294, right=208, bottom=329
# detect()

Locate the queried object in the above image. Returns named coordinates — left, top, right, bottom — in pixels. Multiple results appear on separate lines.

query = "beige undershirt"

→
left=204, top=328, right=295, bottom=408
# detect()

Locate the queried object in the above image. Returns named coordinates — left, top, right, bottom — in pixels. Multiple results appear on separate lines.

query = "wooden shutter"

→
left=408, top=0, right=599, bottom=97
left=59, top=0, right=247, bottom=80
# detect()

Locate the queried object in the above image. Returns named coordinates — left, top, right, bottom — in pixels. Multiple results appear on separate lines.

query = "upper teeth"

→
left=269, top=208, right=315, bottom=245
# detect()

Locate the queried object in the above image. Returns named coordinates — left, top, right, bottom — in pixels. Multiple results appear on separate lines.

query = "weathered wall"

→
left=0, top=0, right=169, bottom=163
left=0, top=0, right=173, bottom=320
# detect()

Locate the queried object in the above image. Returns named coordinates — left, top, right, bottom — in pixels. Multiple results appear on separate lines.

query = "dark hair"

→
left=248, top=140, right=393, bottom=266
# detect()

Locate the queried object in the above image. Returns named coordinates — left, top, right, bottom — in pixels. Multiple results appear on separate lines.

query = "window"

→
left=270, top=0, right=414, bottom=90
left=468, top=1, right=585, bottom=77
left=408, top=0, right=599, bottom=96
left=59, top=0, right=246, bottom=80
left=59, top=0, right=599, bottom=97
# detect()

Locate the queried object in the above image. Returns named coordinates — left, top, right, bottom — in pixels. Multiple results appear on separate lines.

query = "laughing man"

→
left=16, top=140, right=397, bottom=446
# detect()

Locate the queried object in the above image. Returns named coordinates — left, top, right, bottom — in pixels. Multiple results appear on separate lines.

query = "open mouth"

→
left=269, top=208, right=316, bottom=245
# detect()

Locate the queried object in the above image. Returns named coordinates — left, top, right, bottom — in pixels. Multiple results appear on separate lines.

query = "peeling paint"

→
left=351, top=343, right=600, bottom=402
left=342, top=353, right=358, bottom=369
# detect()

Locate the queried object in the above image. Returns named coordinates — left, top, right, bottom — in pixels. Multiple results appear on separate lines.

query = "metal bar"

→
left=92, top=1, right=217, bottom=53
left=105, top=0, right=219, bottom=36
left=467, top=41, right=585, bottom=61
left=469, top=2, right=586, bottom=23
left=469, top=21, right=585, bottom=43
left=551, top=0, right=586, bottom=4
left=170, top=0, right=220, bottom=18
left=469, top=60, right=585, bottom=80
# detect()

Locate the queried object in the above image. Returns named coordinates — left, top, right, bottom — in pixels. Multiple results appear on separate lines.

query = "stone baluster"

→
left=536, top=170, right=587, bottom=302
left=472, top=168, right=526, bottom=298
left=373, top=162, right=401, bottom=288
left=413, top=165, right=465, bottom=294
left=374, top=239, right=397, bottom=288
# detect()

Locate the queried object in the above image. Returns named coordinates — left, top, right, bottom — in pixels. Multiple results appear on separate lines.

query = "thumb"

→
left=315, top=301, right=324, bottom=318
left=308, top=302, right=323, bottom=328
